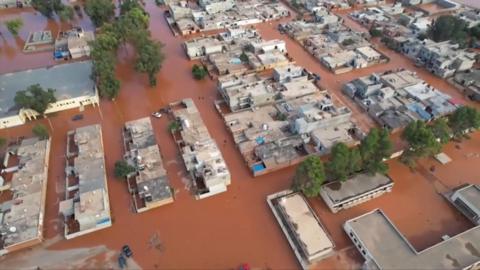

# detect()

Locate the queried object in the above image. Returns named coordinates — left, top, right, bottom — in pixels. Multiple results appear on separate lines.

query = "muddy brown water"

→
left=0, top=2, right=479, bottom=270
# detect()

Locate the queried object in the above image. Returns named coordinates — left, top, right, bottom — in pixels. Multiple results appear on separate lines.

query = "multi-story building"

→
left=320, top=173, right=394, bottom=213
left=122, top=118, right=174, bottom=213
left=267, top=191, right=335, bottom=270
left=344, top=184, right=480, bottom=270
left=59, top=125, right=111, bottom=239
left=0, top=138, right=50, bottom=255
left=171, top=99, right=231, bottom=199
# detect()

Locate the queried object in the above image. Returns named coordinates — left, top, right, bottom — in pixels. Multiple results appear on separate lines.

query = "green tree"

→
left=430, top=118, right=451, bottom=144
left=341, top=38, right=355, bottom=46
left=448, top=106, right=480, bottom=139
left=347, top=147, right=362, bottom=176
left=114, top=160, right=136, bottom=178
left=360, top=128, right=392, bottom=175
left=135, top=39, right=165, bottom=86
left=31, top=0, right=63, bottom=17
left=14, top=84, right=57, bottom=114
left=0, top=137, right=6, bottom=148
left=58, top=5, right=75, bottom=22
left=327, top=143, right=350, bottom=181
left=239, top=51, right=249, bottom=63
left=168, top=121, right=180, bottom=132
left=32, top=124, right=49, bottom=139
left=292, top=156, right=325, bottom=197
left=401, top=121, right=441, bottom=167
left=120, top=0, right=143, bottom=14
left=85, top=0, right=115, bottom=27
left=369, top=28, right=382, bottom=38
left=429, top=15, right=469, bottom=47
left=192, top=64, right=208, bottom=80
left=5, top=19, right=23, bottom=36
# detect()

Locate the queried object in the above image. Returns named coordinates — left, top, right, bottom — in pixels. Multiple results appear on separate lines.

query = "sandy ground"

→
left=0, top=2, right=479, bottom=270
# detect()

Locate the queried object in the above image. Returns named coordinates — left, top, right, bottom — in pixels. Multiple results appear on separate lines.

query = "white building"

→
left=0, top=61, right=99, bottom=129
left=267, top=191, right=335, bottom=269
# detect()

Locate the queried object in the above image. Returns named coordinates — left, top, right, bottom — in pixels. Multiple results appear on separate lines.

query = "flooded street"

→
left=0, top=2, right=479, bottom=270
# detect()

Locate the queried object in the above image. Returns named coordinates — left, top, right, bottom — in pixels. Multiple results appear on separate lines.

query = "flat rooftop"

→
left=457, top=184, right=480, bottom=211
left=0, top=61, right=95, bottom=117
left=278, top=193, right=334, bottom=258
left=0, top=138, right=50, bottom=250
left=345, top=209, right=480, bottom=269
left=321, top=173, right=393, bottom=205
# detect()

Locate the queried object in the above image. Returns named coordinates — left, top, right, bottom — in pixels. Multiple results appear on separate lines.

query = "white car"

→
left=152, top=112, right=162, bottom=118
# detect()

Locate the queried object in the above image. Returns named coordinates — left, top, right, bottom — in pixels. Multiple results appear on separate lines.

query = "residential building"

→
left=0, top=0, right=29, bottom=8
left=171, top=99, right=231, bottom=199
left=59, top=125, right=111, bottom=239
left=450, top=70, right=480, bottom=102
left=400, top=39, right=476, bottom=78
left=122, top=118, right=174, bottom=213
left=0, top=138, right=50, bottom=255
left=23, top=31, right=54, bottom=53
left=320, top=173, right=394, bottom=213
left=343, top=69, right=457, bottom=131
left=267, top=191, right=335, bottom=270
left=0, top=61, right=99, bottom=129
left=344, top=184, right=480, bottom=270
left=221, top=90, right=356, bottom=175
left=54, top=27, right=95, bottom=60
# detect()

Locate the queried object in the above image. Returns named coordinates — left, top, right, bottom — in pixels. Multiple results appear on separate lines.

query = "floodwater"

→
left=0, top=2, right=479, bottom=270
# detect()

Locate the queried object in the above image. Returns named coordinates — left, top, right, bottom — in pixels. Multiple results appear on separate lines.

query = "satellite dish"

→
left=9, top=226, right=16, bottom=233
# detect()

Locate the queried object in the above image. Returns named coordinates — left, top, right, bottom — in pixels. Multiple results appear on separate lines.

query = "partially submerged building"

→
left=282, top=20, right=387, bottom=74
left=0, top=61, right=99, bottom=129
left=0, top=138, right=50, bottom=255
left=267, top=191, right=335, bottom=270
left=23, top=31, right=54, bottom=53
left=344, top=183, right=480, bottom=270
left=54, top=27, right=95, bottom=60
left=220, top=79, right=358, bottom=176
left=450, top=69, right=480, bottom=102
left=320, top=173, right=394, bottom=213
left=168, top=0, right=290, bottom=36
left=400, top=39, right=476, bottom=78
left=122, top=118, right=174, bottom=212
left=171, top=99, right=231, bottom=199
left=343, top=69, right=458, bottom=131
left=59, top=125, right=111, bottom=239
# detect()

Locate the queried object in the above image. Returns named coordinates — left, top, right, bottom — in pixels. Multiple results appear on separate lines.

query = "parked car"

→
left=152, top=112, right=162, bottom=118
left=122, top=245, right=133, bottom=258
left=72, top=114, right=84, bottom=121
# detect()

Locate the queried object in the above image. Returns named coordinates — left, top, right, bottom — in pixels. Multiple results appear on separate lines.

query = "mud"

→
left=0, top=2, right=479, bottom=270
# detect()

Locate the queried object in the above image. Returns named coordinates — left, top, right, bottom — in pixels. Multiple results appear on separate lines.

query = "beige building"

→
left=59, top=125, right=111, bottom=239
left=267, top=191, right=335, bottom=269
left=123, top=118, right=174, bottom=212
left=0, top=138, right=50, bottom=255
left=344, top=184, right=480, bottom=270
left=0, top=61, right=99, bottom=129
left=171, top=99, right=231, bottom=199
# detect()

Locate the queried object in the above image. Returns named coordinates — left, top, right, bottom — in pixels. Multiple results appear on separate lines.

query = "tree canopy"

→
left=90, top=5, right=165, bottom=98
left=326, top=143, right=351, bottom=181
left=428, top=15, right=469, bottom=47
left=32, top=124, right=49, bottom=139
left=292, top=156, right=325, bottom=197
left=430, top=118, right=451, bottom=144
left=14, top=84, right=57, bottom=114
left=5, top=19, right=23, bottom=36
left=192, top=64, right=208, bottom=80
left=360, top=128, right=392, bottom=175
left=85, top=0, right=115, bottom=27
left=114, top=160, right=136, bottom=178
left=401, top=120, right=441, bottom=167
left=31, top=0, right=63, bottom=17
left=448, top=106, right=480, bottom=139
